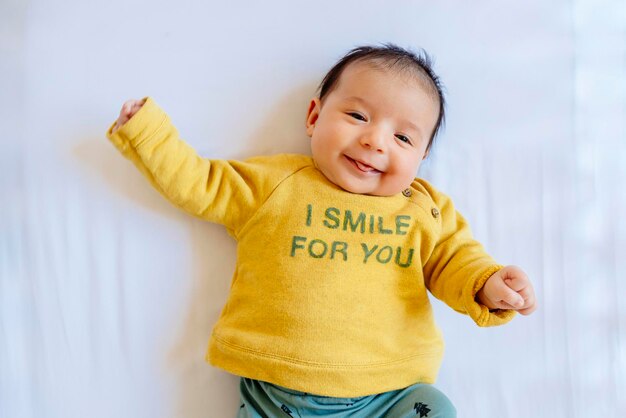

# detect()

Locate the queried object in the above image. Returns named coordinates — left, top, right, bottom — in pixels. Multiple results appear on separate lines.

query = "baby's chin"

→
left=334, top=179, right=402, bottom=197
left=314, top=160, right=405, bottom=196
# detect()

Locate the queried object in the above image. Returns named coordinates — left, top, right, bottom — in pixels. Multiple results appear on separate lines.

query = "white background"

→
left=2, top=0, right=625, bottom=417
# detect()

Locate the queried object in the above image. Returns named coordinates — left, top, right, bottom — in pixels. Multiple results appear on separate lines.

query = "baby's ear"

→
left=305, top=98, right=321, bottom=137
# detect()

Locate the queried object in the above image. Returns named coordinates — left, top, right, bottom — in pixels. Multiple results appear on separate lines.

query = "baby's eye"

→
left=348, top=112, right=367, bottom=122
left=395, top=134, right=412, bottom=144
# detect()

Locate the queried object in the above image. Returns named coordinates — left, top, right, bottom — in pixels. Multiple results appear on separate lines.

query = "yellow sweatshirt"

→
left=106, top=97, right=515, bottom=397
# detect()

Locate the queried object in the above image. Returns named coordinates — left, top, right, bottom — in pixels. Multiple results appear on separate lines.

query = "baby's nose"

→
left=360, top=133, right=386, bottom=153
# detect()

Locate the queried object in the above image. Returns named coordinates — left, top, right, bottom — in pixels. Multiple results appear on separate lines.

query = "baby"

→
left=107, top=44, right=536, bottom=418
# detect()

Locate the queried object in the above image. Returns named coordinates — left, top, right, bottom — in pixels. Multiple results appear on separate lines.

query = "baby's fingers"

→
left=492, top=278, right=525, bottom=308
left=506, top=276, right=536, bottom=315
left=517, top=292, right=537, bottom=315
left=112, top=99, right=144, bottom=134
left=122, top=100, right=137, bottom=116
left=518, top=306, right=536, bottom=315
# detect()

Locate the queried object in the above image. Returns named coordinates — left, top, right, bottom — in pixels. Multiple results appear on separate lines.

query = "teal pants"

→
left=237, top=378, right=456, bottom=418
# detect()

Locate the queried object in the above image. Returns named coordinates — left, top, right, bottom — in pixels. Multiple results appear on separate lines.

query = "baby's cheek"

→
left=385, top=165, right=412, bottom=181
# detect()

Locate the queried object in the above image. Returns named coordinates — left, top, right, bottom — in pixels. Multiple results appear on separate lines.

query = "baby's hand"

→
left=476, top=265, right=537, bottom=315
left=111, top=98, right=146, bottom=133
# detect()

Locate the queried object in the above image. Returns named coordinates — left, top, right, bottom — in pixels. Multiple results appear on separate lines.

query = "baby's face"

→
left=306, top=62, right=439, bottom=196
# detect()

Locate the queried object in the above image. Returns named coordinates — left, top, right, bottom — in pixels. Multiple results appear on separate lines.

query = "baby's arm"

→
left=420, top=181, right=536, bottom=326
left=106, top=97, right=276, bottom=232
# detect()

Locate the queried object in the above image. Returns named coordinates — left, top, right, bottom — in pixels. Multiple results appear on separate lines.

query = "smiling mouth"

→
left=345, top=155, right=382, bottom=174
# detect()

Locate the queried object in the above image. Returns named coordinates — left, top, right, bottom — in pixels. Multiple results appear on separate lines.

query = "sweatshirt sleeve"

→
left=419, top=181, right=516, bottom=327
left=105, top=97, right=303, bottom=235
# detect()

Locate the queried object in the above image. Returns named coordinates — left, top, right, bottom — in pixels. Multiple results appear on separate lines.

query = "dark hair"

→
left=318, top=43, right=446, bottom=152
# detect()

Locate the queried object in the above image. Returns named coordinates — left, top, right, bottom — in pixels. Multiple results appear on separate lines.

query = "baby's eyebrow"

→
left=343, top=96, right=370, bottom=106
left=403, top=120, right=422, bottom=136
